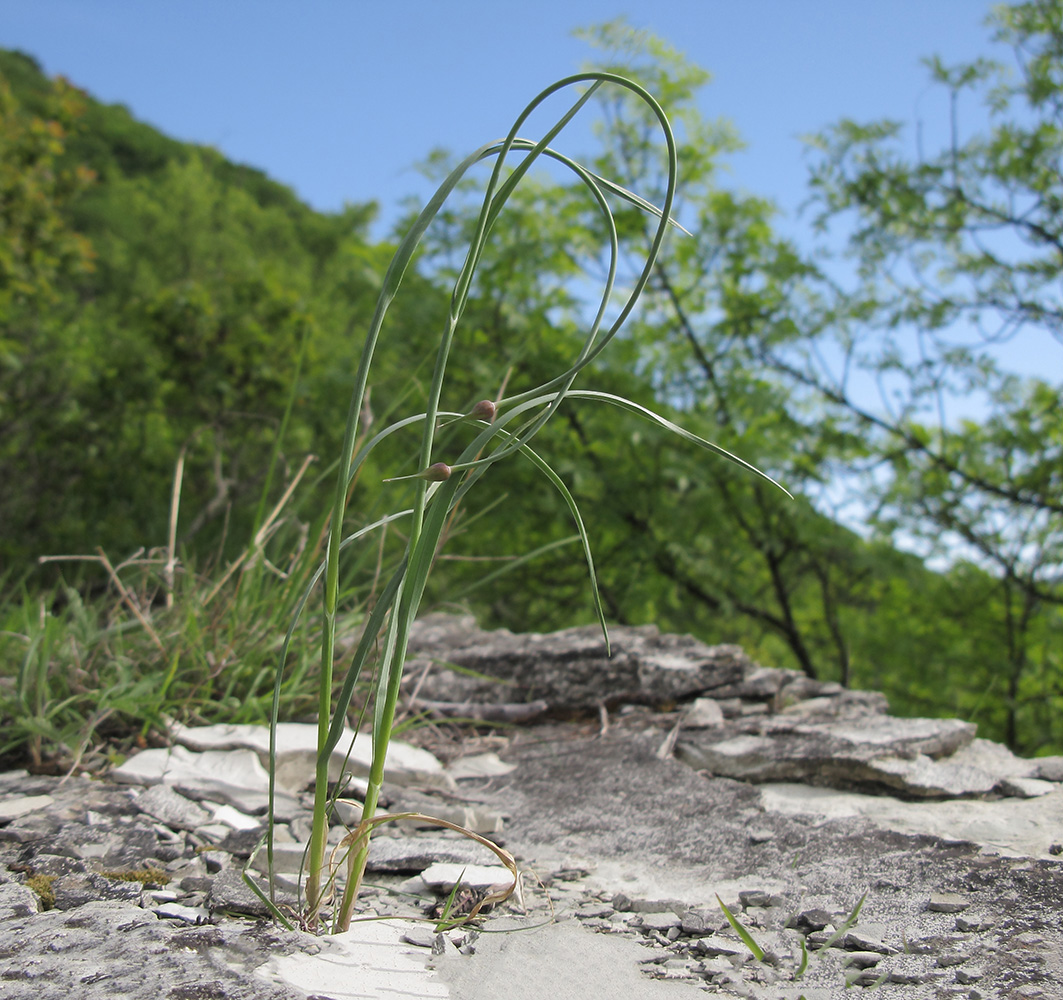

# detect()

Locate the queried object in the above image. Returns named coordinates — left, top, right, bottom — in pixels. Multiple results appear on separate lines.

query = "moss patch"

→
left=24, top=873, right=56, bottom=909
left=101, top=866, right=170, bottom=886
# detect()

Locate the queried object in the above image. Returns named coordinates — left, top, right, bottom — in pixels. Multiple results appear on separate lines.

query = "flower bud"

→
left=470, top=399, right=497, bottom=422
left=421, top=462, right=452, bottom=482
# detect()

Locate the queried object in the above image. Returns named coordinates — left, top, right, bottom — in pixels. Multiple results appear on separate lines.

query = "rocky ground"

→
left=2, top=615, right=1062, bottom=999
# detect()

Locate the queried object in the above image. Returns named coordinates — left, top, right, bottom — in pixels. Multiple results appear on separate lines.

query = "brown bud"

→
left=470, top=399, right=497, bottom=422
left=421, top=462, right=452, bottom=482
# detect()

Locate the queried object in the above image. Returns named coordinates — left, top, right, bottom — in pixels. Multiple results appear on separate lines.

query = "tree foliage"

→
left=797, top=0, right=1063, bottom=749
left=3, top=5, right=1062, bottom=755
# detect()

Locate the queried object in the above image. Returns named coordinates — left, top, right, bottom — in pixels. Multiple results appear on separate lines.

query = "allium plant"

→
left=263, top=72, right=788, bottom=932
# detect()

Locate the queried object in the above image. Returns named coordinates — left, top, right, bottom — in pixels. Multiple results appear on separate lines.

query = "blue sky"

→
left=4, top=1, right=1002, bottom=241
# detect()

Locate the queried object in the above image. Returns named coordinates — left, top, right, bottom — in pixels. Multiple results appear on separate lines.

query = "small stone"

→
left=209, top=868, right=295, bottom=917
left=419, top=863, right=512, bottom=893
left=400, top=928, right=438, bottom=948
left=955, top=915, right=995, bottom=932
left=133, top=785, right=210, bottom=831
left=693, top=935, right=749, bottom=959
left=738, top=890, right=771, bottom=907
left=793, top=908, right=833, bottom=932
left=1033, top=756, right=1063, bottom=781
left=998, top=776, right=1056, bottom=798
left=841, top=930, right=896, bottom=954
left=366, top=835, right=485, bottom=874
left=194, top=823, right=231, bottom=843
left=682, top=698, right=725, bottom=728
left=445, top=753, right=517, bottom=780
left=629, top=898, right=684, bottom=914
left=935, top=952, right=972, bottom=967
left=0, top=794, right=54, bottom=822
left=576, top=904, right=614, bottom=919
left=927, top=892, right=969, bottom=913
left=680, top=908, right=722, bottom=935
left=23, top=854, right=85, bottom=877
left=843, top=951, right=884, bottom=969
left=153, top=902, right=209, bottom=923
left=0, top=882, right=39, bottom=920
left=637, top=912, right=681, bottom=932
left=210, top=804, right=262, bottom=831
left=1015, top=930, right=1045, bottom=945
left=806, top=929, right=835, bottom=948
left=955, top=966, right=984, bottom=983
left=52, top=873, right=143, bottom=910
left=247, top=841, right=306, bottom=875
left=747, top=829, right=775, bottom=844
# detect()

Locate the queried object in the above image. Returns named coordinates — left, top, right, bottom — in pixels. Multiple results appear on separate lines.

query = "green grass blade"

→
left=716, top=894, right=765, bottom=962
left=566, top=390, right=793, bottom=497
left=816, top=890, right=867, bottom=952
left=449, top=534, right=580, bottom=599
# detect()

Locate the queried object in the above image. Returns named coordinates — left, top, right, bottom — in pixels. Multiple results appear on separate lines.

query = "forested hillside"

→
left=1, top=1, right=1060, bottom=768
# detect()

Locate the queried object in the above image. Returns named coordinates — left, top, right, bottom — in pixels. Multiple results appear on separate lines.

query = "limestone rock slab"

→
left=676, top=715, right=984, bottom=798
left=406, top=615, right=753, bottom=711
left=112, top=745, right=301, bottom=817
left=132, top=784, right=210, bottom=831
left=419, top=862, right=514, bottom=892
left=256, top=919, right=448, bottom=999
left=170, top=721, right=453, bottom=791
left=0, top=794, right=53, bottom=823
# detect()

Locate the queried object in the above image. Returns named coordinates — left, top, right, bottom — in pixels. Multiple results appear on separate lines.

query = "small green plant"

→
left=270, top=72, right=788, bottom=933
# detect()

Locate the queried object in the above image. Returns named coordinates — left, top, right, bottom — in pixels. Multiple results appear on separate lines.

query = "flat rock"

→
left=0, top=794, right=53, bottom=822
left=758, top=782, right=1063, bottom=858
left=0, top=882, right=39, bottom=920
left=0, top=899, right=309, bottom=999
left=170, top=721, right=453, bottom=791
left=406, top=615, right=754, bottom=711
left=367, top=835, right=488, bottom=873
left=999, top=776, right=1058, bottom=798
left=446, top=752, right=517, bottom=780
left=677, top=716, right=983, bottom=798
left=1032, top=756, right=1063, bottom=781
left=419, top=862, right=514, bottom=892
left=257, top=920, right=446, bottom=999
left=113, top=745, right=304, bottom=818
left=132, top=784, right=210, bottom=831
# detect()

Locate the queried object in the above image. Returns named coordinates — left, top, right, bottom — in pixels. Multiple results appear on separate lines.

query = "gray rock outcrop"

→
left=2, top=614, right=1062, bottom=999
left=406, top=614, right=1063, bottom=801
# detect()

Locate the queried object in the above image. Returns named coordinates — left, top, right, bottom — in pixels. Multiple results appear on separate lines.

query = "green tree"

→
left=795, top=0, right=1063, bottom=750
left=0, top=51, right=420, bottom=567
left=0, top=60, right=97, bottom=563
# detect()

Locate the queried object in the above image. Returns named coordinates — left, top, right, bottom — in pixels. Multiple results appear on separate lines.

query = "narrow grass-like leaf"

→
left=434, top=868, right=468, bottom=933
left=816, top=891, right=867, bottom=952
left=716, top=894, right=765, bottom=962
left=241, top=866, right=295, bottom=932
left=567, top=390, right=793, bottom=497
left=449, top=534, right=580, bottom=598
